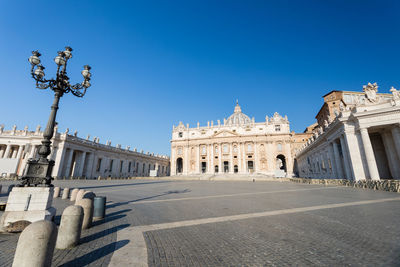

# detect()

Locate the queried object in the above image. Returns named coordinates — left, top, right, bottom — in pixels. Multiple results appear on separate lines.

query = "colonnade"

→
left=298, top=124, right=400, bottom=181
left=56, top=147, right=170, bottom=179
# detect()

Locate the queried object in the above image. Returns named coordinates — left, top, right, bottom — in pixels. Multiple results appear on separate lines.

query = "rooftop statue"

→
left=363, top=82, right=379, bottom=104
left=390, top=86, right=400, bottom=100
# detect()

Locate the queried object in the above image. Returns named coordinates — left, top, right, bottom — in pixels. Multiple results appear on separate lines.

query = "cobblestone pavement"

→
left=0, top=179, right=399, bottom=266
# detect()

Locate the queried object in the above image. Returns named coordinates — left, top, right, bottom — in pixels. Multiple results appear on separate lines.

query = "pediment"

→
left=212, top=130, right=239, bottom=138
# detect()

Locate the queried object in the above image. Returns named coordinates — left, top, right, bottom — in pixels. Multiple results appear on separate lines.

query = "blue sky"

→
left=1, top=1, right=399, bottom=155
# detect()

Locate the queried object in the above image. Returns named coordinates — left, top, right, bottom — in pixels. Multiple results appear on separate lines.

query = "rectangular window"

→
left=275, top=125, right=281, bottom=132
left=201, top=146, right=206, bottom=155
left=223, top=145, right=228, bottom=153
left=96, top=158, right=102, bottom=172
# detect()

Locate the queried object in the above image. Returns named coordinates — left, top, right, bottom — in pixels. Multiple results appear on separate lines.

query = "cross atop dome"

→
left=234, top=100, right=242, bottom=113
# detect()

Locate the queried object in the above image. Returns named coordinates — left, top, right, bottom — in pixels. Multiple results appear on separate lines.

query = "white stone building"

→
left=295, top=83, right=400, bottom=181
left=0, top=125, right=170, bottom=179
left=170, top=102, right=310, bottom=177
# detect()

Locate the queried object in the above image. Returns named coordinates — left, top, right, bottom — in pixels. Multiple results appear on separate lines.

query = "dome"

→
left=225, top=102, right=251, bottom=126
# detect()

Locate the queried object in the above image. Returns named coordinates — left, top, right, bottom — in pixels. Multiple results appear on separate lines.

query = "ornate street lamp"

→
left=20, top=47, right=92, bottom=186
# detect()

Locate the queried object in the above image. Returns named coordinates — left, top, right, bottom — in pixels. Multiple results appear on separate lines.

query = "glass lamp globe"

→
left=54, top=52, right=66, bottom=66
left=34, top=65, right=45, bottom=78
left=28, top=51, right=41, bottom=65
left=81, top=65, right=92, bottom=79
left=63, top=46, right=73, bottom=59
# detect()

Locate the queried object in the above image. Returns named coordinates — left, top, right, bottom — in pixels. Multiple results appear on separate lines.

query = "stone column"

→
left=85, top=152, right=95, bottom=179
left=16, top=146, right=23, bottom=159
left=78, top=152, right=87, bottom=177
left=219, top=144, right=222, bottom=173
left=170, top=147, right=175, bottom=176
left=359, top=128, right=380, bottom=180
left=0, top=146, right=5, bottom=158
left=253, top=142, right=258, bottom=173
left=327, top=144, right=337, bottom=179
left=207, top=143, right=214, bottom=174
left=29, top=145, right=36, bottom=159
left=319, top=151, right=324, bottom=177
left=229, top=143, right=234, bottom=174
left=382, top=131, right=400, bottom=179
left=4, top=145, right=11, bottom=159
left=285, top=142, right=293, bottom=178
left=237, top=142, right=242, bottom=173
left=11, top=147, right=18, bottom=158
left=340, top=135, right=353, bottom=180
left=64, top=149, right=74, bottom=178
left=196, top=146, right=200, bottom=174
left=184, top=146, right=189, bottom=175
left=332, top=141, right=344, bottom=179
left=391, top=125, right=400, bottom=161
left=242, top=142, right=246, bottom=173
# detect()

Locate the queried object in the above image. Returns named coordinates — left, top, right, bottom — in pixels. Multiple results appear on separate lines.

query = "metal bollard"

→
left=12, top=220, right=57, bottom=267
left=83, top=191, right=96, bottom=201
left=93, top=196, right=106, bottom=221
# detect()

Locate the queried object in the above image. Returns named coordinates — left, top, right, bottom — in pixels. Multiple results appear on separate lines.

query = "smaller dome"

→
left=225, top=101, right=251, bottom=126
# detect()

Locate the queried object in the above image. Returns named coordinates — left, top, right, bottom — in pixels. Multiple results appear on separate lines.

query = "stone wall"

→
left=290, top=178, right=400, bottom=193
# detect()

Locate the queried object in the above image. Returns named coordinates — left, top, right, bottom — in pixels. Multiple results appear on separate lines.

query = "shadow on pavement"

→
left=74, top=181, right=171, bottom=190
left=106, top=209, right=132, bottom=218
left=92, top=214, right=127, bottom=226
left=106, top=189, right=191, bottom=209
left=59, top=240, right=129, bottom=267
left=79, top=224, right=130, bottom=245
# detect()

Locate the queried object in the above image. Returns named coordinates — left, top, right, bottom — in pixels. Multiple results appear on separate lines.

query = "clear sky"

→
left=1, top=1, right=399, bottom=155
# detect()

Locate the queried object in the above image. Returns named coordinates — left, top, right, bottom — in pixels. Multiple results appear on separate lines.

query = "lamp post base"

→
left=18, top=158, right=54, bottom=187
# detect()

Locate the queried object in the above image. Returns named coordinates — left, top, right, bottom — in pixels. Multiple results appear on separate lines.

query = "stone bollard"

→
left=93, top=196, right=106, bottom=221
left=76, top=198, right=94, bottom=229
left=70, top=188, right=79, bottom=202
left=56, top=205, right=84, bottom=249
left=83, top=191, right=96, bottom=201
left=61, top=188, right=70, bottom=199
left=12, top=220, right=57, bottom=267
left=53, top=187, right=61, bottom=198
left=75, top=189, right=86, bottom=204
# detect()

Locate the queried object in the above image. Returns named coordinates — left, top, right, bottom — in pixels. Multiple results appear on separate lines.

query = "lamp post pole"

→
left=20, top=47, right=92, bottom=187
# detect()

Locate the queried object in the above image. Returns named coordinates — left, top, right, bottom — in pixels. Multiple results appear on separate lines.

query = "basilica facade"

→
left=170, top=103, right=311, bottom=177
